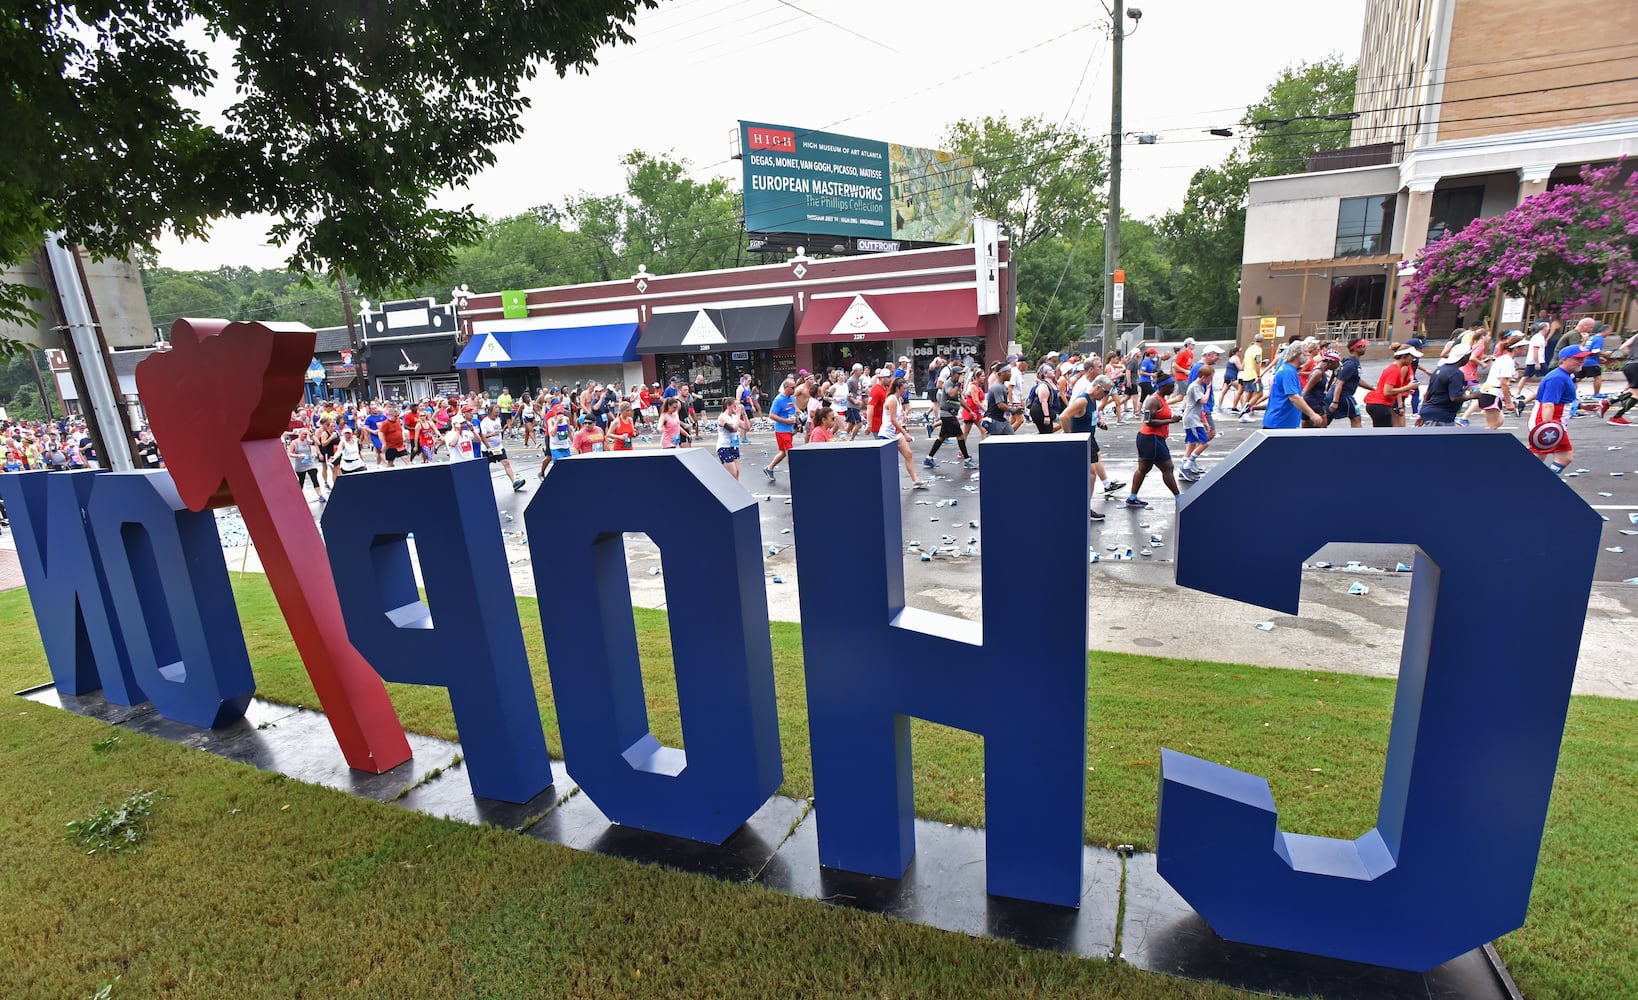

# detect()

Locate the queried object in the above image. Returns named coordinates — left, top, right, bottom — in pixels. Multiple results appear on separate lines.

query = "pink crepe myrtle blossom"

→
left=1402, top=161, right=1638, bottom=326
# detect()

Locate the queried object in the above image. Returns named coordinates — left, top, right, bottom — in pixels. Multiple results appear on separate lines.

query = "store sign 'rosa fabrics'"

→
left=0, top=320, right=1605, bottom=974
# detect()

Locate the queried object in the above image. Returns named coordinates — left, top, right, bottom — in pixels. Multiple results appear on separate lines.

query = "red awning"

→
left=796, top=288, right=980, bottom=344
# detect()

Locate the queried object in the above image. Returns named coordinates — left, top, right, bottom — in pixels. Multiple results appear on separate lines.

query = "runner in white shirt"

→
left=480, top=404, right=526, bottom=490
left=1478, top=334, right=1525, bottom=429
left=1517, top=320, right=1550, bottom=409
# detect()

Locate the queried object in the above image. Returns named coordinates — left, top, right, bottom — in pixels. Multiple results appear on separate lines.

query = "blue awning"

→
left=456, top=323, right=640, bottom=369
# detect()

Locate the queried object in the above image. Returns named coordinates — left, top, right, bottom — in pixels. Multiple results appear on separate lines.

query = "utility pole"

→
left=1103, top=6, right=1139, bottom=347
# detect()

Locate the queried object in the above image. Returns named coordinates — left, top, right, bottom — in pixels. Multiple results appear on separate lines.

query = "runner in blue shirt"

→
left=1262, top=342, right=1327, bottom=429
left=1529, top=345, right=1591, bottom=473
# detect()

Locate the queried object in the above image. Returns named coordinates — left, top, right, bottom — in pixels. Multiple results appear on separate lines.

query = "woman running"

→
left=879, top=377, right=928, bottom=489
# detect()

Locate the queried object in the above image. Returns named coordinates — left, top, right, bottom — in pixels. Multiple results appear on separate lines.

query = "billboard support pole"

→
left=44, top=236, right=134, bottom=470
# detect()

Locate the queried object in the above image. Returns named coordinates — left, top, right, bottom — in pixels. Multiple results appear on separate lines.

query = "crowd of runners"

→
left=124, top=315, right=1638, bottom=512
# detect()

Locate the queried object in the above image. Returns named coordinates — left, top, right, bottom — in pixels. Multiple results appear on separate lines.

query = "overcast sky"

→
left=153, top=0, right=1365, bottom=274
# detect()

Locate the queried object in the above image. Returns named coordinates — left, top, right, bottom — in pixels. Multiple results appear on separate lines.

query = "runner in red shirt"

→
left=868, top=371, right=891, bottom=434
left=1364, top=347, right=1419, bottom=427
left=607, top=404, right=637, bottom=451
left=378, top=408, right=406, bottom=466
left=1123, top=389, right=1181, bottom=508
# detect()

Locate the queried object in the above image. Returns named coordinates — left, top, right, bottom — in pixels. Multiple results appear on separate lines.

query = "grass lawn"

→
left=0, top=575, right=1632, bottom=998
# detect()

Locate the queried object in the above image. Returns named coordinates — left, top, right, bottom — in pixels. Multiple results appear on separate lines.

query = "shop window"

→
left=1425, top=185, right=1484, bottom=245
left=1328, top=274, right=1388, bottom=322
left=1335, top=195, right=1396, bottom=258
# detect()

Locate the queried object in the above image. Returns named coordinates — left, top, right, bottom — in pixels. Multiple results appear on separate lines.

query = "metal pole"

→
left=44, top=236, right=134, bottom=470
left=336, top=268, right=363, bottom=403
left=1103, top=6, right=1124, bottom=346
left=27, top=349, right=55, bottom=421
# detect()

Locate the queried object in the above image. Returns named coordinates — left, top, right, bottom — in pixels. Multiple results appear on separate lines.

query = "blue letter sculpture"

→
left=323, top=461, right=553, bottom=803
left=525, top=449, right=782, bottom=843
left=788, top=436, right=1091, bottom=906
left=1163, top=430, right=1603, bottom=970
left=85, top=471, right=255, bottom=729
left=0, top=470, right=142, bottom=702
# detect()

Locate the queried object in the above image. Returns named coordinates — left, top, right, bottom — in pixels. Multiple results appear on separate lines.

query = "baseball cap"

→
left=1145, top=347, right=1158, bottom=356
left=1559, top=345, right=1593, bottom=360
left=1201, top=344, right=1222, bottom=355
left=1445, top=343, right=1472, bottom=365
left=1322, top=350, right=1341, bottom=362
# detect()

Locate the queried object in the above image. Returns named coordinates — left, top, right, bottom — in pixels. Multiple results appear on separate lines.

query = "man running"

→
left=480, top=404, right=526, bottom=490
left=1057, top=370, right=1124, bottom=521
left=925, top=363, right=975, bottom=469
left=1531, top=345, right=1592, bottom=473
left=764, top=377, right=799, bottom=482
left=1262, top=342, right=1327, bottom=430
left=1237, top=333, right=1268, bottom=422
left=1329, top=339, right=1368, bottom=428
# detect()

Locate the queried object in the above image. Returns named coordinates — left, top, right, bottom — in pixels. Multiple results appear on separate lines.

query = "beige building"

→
left=1238, top=0, right=1638, bottom=346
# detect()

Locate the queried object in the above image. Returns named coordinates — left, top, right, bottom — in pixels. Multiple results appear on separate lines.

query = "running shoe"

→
left=1179, top=469, right=1200, bottom=483
left=911, top=480, right=929, bottom=490
left=1455, top=417, right=1469, bottom=427
left=1238, top=412, right=1256, bottom=423
left=762, top=466, right=775, bottom=481
left=1123, top=496, right=1149, bottom=508
left=1089, top=509, right=1105, bottom=521
left=922, top=458, right=935, bottom=469
left=1608, top=415, right=1631, bottom=425
left=962, top=458, right=977, bottom=469
left=512, top=479, right=527, bottom=492
left=1103, top=480, right=1126, bottom=494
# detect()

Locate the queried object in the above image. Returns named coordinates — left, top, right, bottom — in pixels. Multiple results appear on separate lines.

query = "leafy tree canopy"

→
left=1, top=0, right=657, bottom=325
left=1161, top=57, right=1357, bottom=327
left=943, top=116, right=1107, bottom=248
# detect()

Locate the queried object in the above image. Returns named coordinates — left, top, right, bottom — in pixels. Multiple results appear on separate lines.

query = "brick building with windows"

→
left=1238, top=0, right=1638, bottom=347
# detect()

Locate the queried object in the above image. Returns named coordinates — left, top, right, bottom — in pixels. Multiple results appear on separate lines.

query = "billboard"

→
left=739, top=121, right=973, bottom=244
left=1, top=247, right=157, bottom=350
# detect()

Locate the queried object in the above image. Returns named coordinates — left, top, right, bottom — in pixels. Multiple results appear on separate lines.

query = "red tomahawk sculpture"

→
left=137, top=319, right=411, bottom=773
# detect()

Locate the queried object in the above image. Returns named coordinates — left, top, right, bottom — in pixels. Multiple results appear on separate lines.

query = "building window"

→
left=1425, top=185, right=1484, bottom=244
left=1335, top=195, right=1397, bottom=257
left=1329, top=274, right=1388, bottom=322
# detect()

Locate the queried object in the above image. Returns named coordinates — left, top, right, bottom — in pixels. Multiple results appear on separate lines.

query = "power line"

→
left=769, top=0, right=897, bottom=54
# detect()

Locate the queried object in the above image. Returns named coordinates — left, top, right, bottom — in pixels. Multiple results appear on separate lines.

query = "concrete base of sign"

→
left=1122, top=852, right=1524, bottom=1000
left=756, top=808, right=1121, bottom=959
left=17, top=681, right=1523, bottom=1000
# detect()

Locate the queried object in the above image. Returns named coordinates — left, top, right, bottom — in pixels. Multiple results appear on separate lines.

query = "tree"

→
left=559, top=151, right=743, bottom=279
left=143, top=276, right=229, bottom=328
left=1160, top=57, right=1357, bottom=328
left=943, top=116, right=1107, bottom=248
left=1013, top=232, right=1101, bottom=356
left=1401, top=163, right=1638, bottom=325
left=1, top=0, right=658, bottom=326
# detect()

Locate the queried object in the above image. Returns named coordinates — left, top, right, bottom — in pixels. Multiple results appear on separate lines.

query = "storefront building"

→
left=360, top=297, right=461, bottom=402
left=635, top=300, right=795, bottom=406
left=797, top=286, right=988, bottom=393
left=455, top=308, right=643, bottom=398
left=453, top=242, right=1010, bottom=411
